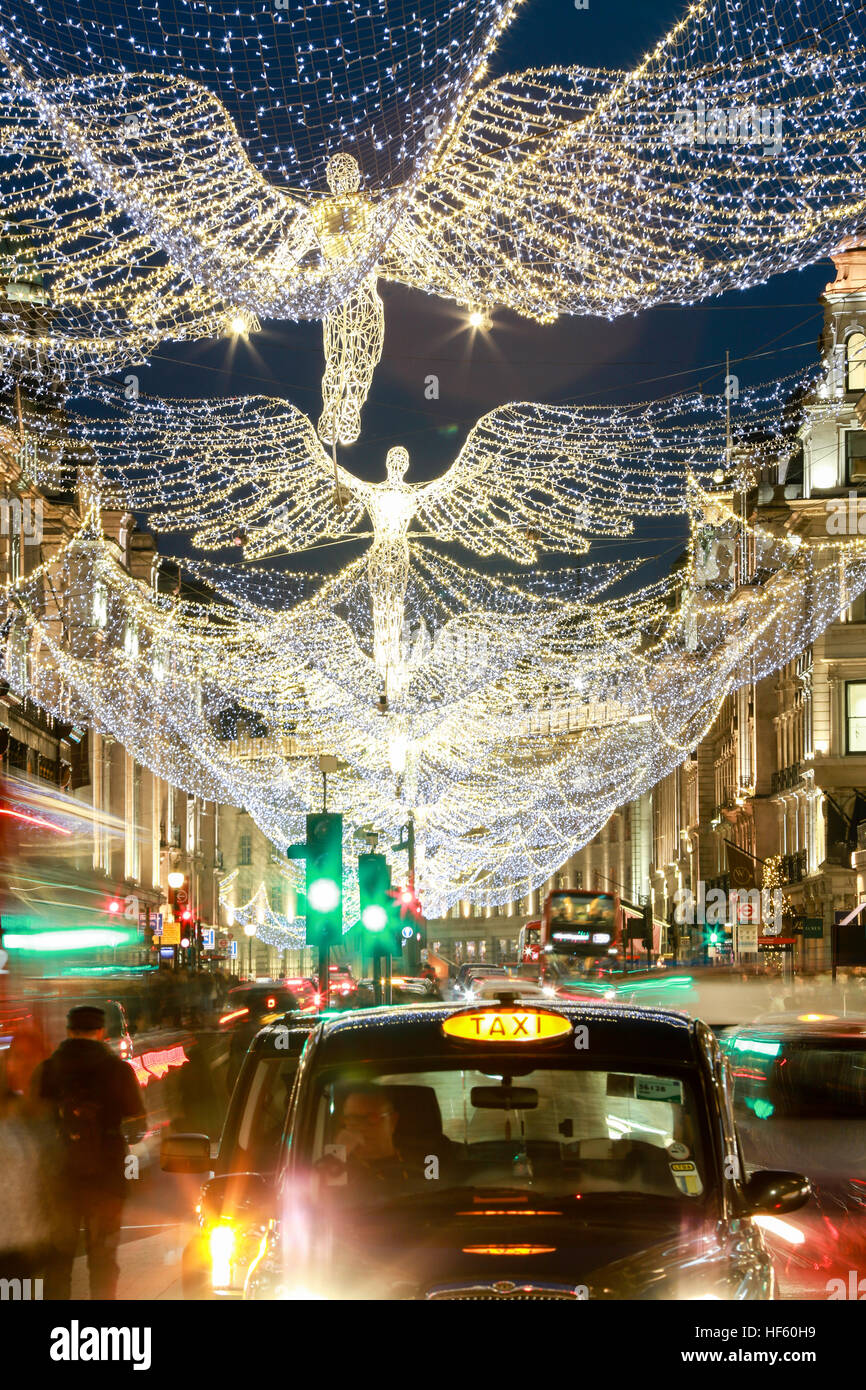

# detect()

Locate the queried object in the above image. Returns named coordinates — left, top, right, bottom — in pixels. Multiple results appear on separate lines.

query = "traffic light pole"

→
left=320, top=941, right=330, bottom=1010
left=404, top=815, right=421, bottom=975
left=392, top=813, right=422, bottom=974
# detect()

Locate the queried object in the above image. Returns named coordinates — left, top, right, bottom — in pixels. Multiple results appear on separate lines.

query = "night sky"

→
left=126, top=0, right=832, bottom=583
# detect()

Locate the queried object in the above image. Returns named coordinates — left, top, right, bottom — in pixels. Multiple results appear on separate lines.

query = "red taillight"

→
left=266, top=996, right=277, bottom=1011
left=219, top=1006, right=249, bottom=1026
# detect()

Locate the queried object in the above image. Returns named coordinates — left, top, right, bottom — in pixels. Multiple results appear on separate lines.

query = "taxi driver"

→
left=337, top=1086, right=399, bottom=1163
left=318, top=1083, right=411, bottom=1192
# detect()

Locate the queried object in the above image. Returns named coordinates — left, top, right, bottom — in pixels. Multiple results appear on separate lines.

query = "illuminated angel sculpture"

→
left=1, top=0, right=865, bottom=430
left=81, top=391, right=693, bottom=699
left=305, top=155, right=385, bottom=446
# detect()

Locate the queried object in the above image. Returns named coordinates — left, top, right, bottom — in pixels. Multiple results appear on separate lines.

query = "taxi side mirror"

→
left=745, top=1169, right=811, bottom=1215
left=161, top=1132, right=212, bottom=1174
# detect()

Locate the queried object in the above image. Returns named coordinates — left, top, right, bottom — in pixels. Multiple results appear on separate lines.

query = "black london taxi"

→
left=243, top=997, right=811, bottom=1300
left=161, top=1015, right=318, bottom=1298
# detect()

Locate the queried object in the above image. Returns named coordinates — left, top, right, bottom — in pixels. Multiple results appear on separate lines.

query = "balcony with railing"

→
left=771, top=763, right=804, bottom=794
left=780, top=849, right=808, bottom=884
left=712, top=784, right=738, bottom=819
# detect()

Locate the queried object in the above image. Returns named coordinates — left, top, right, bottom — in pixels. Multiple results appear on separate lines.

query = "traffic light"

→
left=395, top=886, right=423, bottom=923
left=353, top=854, right=409, bottom=958
left=304, top=812, right=343, bottom=947
left=358, top=853, right=391, bottom=935
left=393, top=886, right=424, bottom=969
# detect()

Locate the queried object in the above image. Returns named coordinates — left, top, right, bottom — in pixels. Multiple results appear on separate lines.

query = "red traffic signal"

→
left=107, top=897, right=122, bottom=915
left=394, top=887, right=423, bottom=922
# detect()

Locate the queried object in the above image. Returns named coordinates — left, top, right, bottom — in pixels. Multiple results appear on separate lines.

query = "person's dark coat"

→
left=33, top=1039, right=145, bottom=1196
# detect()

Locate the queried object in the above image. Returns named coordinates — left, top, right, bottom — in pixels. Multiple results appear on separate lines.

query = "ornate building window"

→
left=846, top=429, right=866, bottom=484
left=846, top=331, right=866, bottom=394
left=846, top=681, right=866, bottom=753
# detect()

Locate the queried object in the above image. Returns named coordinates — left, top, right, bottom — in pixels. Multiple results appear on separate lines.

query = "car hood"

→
left=274, top=1202, right=768, bottom=1301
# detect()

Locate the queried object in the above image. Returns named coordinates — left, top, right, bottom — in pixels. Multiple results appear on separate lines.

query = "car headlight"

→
left=208, top=1221, right=268, bottom=1291
left=209, top=1225, right=236, bottom=1289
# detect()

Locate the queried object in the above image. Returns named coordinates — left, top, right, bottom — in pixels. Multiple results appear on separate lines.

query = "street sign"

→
left=159, top=946, right=175, bottom=959
left=735, top=921, right=758, bottom=953
left=201, top=928, right=215, bottom=949
left=175, top=887, right=188, bottom=907
left=152, top=913, right=163, bottom=938
left=162, top=923, right=181, bottom=945
left=229, top=939, right=238, bottom=958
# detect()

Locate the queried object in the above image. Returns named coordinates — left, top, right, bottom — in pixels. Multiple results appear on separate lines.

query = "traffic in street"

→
left=3, top=893, right=866, bottom=1308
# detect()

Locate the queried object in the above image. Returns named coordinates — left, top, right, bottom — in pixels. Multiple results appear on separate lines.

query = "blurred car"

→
left=282, top=977, right=322, bottom=1012
left=354, top=976, right=443, bottom=1006
left=392, top=975, right=443, bottom=1002
left=95, top=998, right=135, bottom=1062
left=246, top=1000, right=809, bottom=1300
left=325, top=964, right=357, bottom=1004
left=722, top=1013, right=866, bottom=1296
left=161, top=1015, right=318, bottom=1298
left=450, top=964, right=510, bottom=998
left=220, top=984, right=304, bottom=1092
left=468, top=976, right=550, bottom=1002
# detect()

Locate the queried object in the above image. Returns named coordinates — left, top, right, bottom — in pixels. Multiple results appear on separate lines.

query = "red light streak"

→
left=0, top=806, right=72, bottom=835
left=219, top=1007, right=249, bottom=1025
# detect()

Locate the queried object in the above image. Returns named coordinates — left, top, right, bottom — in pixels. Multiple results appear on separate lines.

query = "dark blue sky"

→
left=132, top=0, right=831, bottom=579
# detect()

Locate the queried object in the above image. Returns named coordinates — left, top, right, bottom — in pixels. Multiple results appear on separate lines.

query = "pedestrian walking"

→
left=32, top=1004, right=146, bottom=1300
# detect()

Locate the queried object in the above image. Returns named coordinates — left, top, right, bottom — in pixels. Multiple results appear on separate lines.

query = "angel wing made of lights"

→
left=1, top=0, right=864, bottom=434
left=84, top=391, right=705, bottom=561
left=85, top=389, right=688, bottom=699
left=79, top=374, right=799, bottom=560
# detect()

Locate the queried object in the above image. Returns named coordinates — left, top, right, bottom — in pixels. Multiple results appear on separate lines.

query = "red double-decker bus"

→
left=541, top=889, right=653, bottom=971
left=517, top=918, right=542, bottom=966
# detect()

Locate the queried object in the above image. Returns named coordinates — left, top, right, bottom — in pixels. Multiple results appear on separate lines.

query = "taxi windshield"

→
left=308, top=1061, right=708, bottom=1208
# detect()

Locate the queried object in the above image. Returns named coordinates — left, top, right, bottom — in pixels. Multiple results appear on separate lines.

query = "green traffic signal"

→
left=361, top=903, right=388, bottom=931
left=357, top=853, right=401, bottom=955
left=358, top=853, right=390, bottom=928
left=305, top=812, right=343, bottom=947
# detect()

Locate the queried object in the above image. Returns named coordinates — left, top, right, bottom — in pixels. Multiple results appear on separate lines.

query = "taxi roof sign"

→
left=442, top=1008, right=572, bottom=1043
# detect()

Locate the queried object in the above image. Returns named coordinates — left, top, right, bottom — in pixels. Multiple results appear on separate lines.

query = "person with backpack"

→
left=32, top=1004, right=146, bottom=1300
